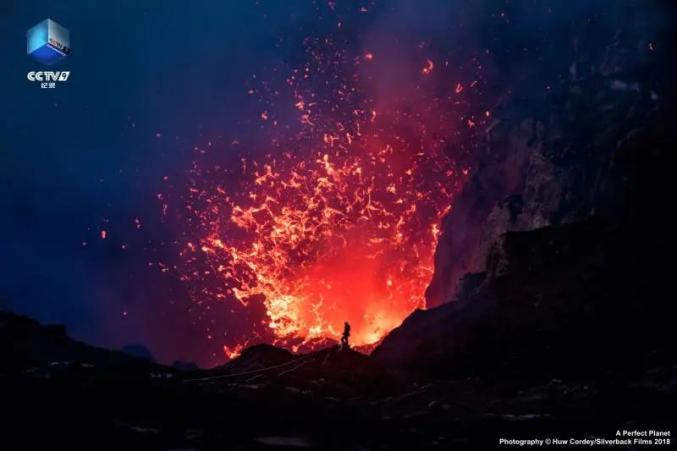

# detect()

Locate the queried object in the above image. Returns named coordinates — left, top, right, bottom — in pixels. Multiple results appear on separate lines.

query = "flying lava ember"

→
left=168, top=32, right=486, bottom=360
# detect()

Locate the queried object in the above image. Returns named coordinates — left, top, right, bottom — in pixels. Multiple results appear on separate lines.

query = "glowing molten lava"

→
left=204, top=146, right=457, bottom=348
left=173, top=36, right=482, bottom=357
left=182, top=130, right=467, bottom=352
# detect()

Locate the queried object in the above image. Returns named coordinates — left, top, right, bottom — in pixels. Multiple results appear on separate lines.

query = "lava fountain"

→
left=173, top=35, right=483, bottom=358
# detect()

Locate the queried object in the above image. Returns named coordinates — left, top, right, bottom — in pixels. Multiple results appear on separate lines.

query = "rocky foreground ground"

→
left=1, top=302, right=675, bottom=450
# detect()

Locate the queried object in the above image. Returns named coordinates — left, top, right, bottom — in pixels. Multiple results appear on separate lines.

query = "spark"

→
left=422, top=59, right=434, bottom=76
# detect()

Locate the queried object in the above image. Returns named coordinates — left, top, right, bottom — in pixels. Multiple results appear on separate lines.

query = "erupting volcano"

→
left=170, top=35, right=485, bottom=359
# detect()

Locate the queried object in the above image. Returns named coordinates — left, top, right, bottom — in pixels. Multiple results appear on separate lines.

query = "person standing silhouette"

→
left=340, top=321, right=351, bottom=349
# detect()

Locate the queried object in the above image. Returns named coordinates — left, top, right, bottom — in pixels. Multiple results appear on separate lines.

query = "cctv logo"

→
left=26, top=19, right=71, bottom=89
left=27, top=71, right=70, bottom=82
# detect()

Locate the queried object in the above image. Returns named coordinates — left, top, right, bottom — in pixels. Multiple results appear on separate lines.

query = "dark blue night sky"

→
left=1, top=1, right=327, bottom=365
left=1, top=0, right=671, bottom=367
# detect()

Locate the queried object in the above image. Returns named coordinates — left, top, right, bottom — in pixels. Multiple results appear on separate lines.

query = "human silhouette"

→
left=340, top=321, right=351, bottom=349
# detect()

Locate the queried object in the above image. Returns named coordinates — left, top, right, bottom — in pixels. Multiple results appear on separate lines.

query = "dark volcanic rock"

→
left=377, top=220, right=664, bottom=374
left=199, top=344, right=397, bottom=398
left=121, top=343, right=157, bottom=362
left=0, top=312, right=405, bottom=448
left=425, top=41, right=666, bottom=308
left=375, top=104, right=675, bottom=379
left=376, top=2, right=677, bottom=366
left=0, top=310, right=163, bottom=374
left=222, top=343, right=295, bottom=372
left=198, top=342, right=297, bottom=380
left=3, top=305, right=676, bottom=450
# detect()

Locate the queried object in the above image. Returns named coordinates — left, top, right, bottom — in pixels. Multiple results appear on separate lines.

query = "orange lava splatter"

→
left=172, top=36, right=483, bottom=358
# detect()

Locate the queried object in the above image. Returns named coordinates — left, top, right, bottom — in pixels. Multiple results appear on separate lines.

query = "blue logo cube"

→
left=27, top=19, right=70, bottom=66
